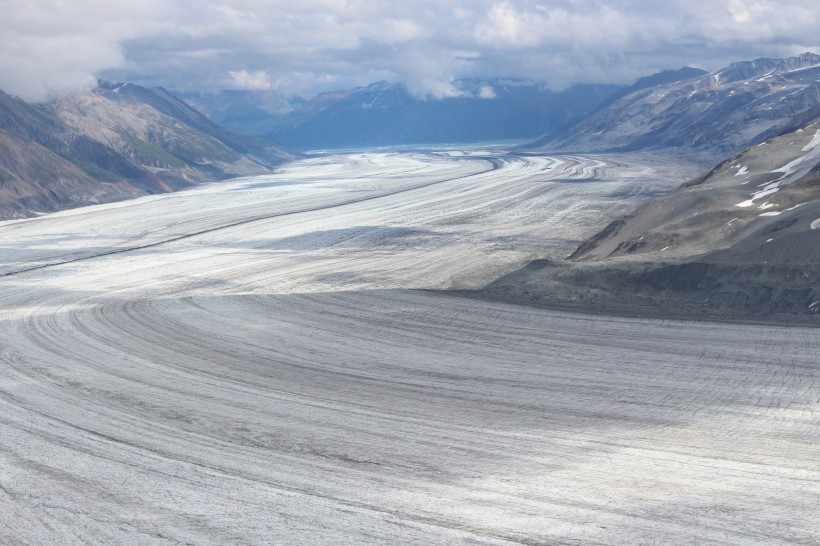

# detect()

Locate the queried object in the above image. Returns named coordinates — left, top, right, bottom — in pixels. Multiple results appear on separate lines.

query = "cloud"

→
left=0, top=0, right=173, bottom=101
left=227, top=70, right=272, bottom=90
left=2, top=0, right=819, bottom=102
left=478, top=85, right=497, bottom=99
left=475, top=3, right=546, bottom=48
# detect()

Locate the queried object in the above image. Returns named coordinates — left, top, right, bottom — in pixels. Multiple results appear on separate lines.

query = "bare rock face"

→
left=0, top=84, right=295, bottom=219
left=540, top=53, right=820, bottom=162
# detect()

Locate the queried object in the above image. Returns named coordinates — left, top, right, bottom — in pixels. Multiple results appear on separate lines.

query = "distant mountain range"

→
left=2, top=52, right=819, bottom=226
left=179, top=79, right=621, bottom=150
left=176, top=89, right=307, bottom=129
left=0, top=82, right=294, bottom=219
left=537, top=52, right=820, bottom=162
left=178, top=53, right=820, bottom=158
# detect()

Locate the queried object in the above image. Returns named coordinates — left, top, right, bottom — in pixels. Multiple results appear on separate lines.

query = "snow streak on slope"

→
left=1, top=151, right=818, bottom=544
left=736, top=128, right=820, bottom=209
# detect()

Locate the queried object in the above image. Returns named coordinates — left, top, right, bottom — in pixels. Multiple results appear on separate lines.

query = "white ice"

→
left=1, top=151, right=818, bottom=545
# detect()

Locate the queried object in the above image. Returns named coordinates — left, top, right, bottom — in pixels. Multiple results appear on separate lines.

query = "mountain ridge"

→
left=536, top=52, right=820, bottom=162
left=0, top=83, right=294, bottom=219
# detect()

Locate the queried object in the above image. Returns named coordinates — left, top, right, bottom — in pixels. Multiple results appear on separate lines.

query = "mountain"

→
left=482, top=112, right=820, bottom=322
left=0, top=83, right=294, bottom=219
left=584, top=66, right=708, bottom=114
left=537, top=53, right=820, bottom=162
left=569, top=113, right=820, bottom=263
left=175, top=89, right=307, bottom=135
left=182, top=79, right=621, bottom=150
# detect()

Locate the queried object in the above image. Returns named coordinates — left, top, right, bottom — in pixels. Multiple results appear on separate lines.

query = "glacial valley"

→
left=2, top=149, right=819, bottom=544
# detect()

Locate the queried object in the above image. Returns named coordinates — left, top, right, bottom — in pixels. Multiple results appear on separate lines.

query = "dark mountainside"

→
left=480, top=113, right=820, bottom=323
left=536, top=53, right=820, bottom=163
left=181, top=79, right=621, bottom=150
left=0, top=83, right=294, bottom=219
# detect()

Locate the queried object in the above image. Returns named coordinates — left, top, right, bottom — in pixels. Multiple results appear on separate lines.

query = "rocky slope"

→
left=538, top=53, right=820, bottom=162
left=482, top=113, right=820, bottom=323
left=0, top=83, right=294, bottom=219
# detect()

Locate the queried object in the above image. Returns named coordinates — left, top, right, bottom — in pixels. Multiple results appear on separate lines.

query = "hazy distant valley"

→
left=2, top=52, right=820, bottom=544
left=178, top=79, right=620, bottom=149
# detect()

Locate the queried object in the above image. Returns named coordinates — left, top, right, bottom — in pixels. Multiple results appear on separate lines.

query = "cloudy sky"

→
left=2, top=0, right=819, bottom=102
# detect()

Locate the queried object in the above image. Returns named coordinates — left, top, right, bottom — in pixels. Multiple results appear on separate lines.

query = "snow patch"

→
left=759, top=211, right=782, bottom=216
left=771, top=149, right=819, bottom=179
left=736, top=187, right=780, bottom=207
left=735, top=166, right=748, bottom=176
left=802, top=129, right=820, bottom=152
left=736, top=135, right=820, bottom=208
left=811, top=218, right=820, bottom=230
left=478, top=85, right=497, bottom=99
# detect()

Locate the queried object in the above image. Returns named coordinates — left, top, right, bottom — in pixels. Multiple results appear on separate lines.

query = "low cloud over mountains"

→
left=3, top=1, right=819, bottom=102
